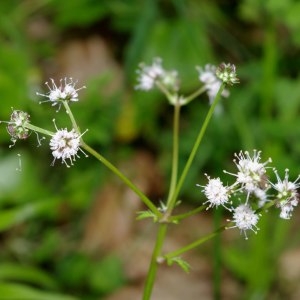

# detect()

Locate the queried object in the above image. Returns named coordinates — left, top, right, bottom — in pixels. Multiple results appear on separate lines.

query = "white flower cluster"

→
left=1, top=77, right=88, bottom=167
left=35, top=78, right=88, bottom=167
left=37, top=77, right=86, bottom=110
left=135, top=57, right=179, bottom=92
left=198, top=150, right=300, bottom=239
left=135, top=58, right=239, bottom=107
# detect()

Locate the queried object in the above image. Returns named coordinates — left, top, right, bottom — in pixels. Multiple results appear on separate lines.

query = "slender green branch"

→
left=213, top=208, right=222, bottom=300
left=166, top=102, right=180, bottom=207
left=25, top=123, right=53, bottom=136
left=169, top=205, right=206, bottom=223
left=143, top=224, right=168, bottom=300
left=166, top=83, right=226, bottom=214
left=184, top=85, right=207, bottom=105
left=155, top=81, right=175, bottom=103
left=164, top=225, right=226, bottom=260
left=81, top=141, right=161, bottom=216
left=165, top=198, right=278, bottom=260
left=62, top=101, right=81, bottom=133
left=63, top=100, right=160, bottom=215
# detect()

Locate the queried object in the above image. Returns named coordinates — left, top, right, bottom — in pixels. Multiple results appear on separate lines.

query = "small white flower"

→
left=271, top=169, right=300, bottom=219
left=50, top=123, right=87, bottom=167
left=135, top=57, right=179, bottom=93
left=37, top=77, right=86, bottom=110
left=196, top=64, right=229, bottom=104
left=231, top=204, right=260, bottom=239
left=254, top=187, right=269, bottom=207
left=197, top=175, right=231, bottom=210
left=224, top=150, right=271, bottom=202
left=135, top=58, right=165, bottom=91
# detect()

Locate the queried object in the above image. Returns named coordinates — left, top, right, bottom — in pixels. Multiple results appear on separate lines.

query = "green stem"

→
left=62, top=101, right=81, bottom=133
left=25, top=123, right=53, bottom=136
left=167, top=83, right=225, bottom=214
left=184, top=85, right=207, bottom=105
left=63, top=100, right=160, bottom=215
left=155, top=81, right=175, bottom=104
left=169, top=205, right=206, bottom=223
left=143, top=223, right=168, bottom=300
left=164, top=225, right=226, bottom=260
left=81, top=141, right=161, bottom=216
left=166, top=102, right=180, bottom=207
left=213, top=208, right=222, bottom=300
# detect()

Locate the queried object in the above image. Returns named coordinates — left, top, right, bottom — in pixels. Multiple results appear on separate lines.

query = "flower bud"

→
left=216, top=63, right=239, bottom=85
left=6, top=110, right=31, bottom=141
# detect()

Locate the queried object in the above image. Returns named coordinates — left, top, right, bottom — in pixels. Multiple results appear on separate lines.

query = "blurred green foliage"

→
left=1, top=0, right=300, bottom=299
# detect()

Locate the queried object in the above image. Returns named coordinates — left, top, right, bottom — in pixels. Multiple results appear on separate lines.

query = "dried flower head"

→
left=1, top=110, right=31, bottom=146
left=216, top=63, right=239, bottom=85
left=37, top=78, right=86, bottom=110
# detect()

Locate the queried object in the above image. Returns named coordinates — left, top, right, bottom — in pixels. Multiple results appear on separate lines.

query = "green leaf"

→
left=0, top=264, right=58, bottom=290
left=0, top=282, right=78, bottom=300
left=136, top=210, right=158, bottom=222
left=167, top=257, right=190, bottom=273
left=0, top=198, right=59, bottom=232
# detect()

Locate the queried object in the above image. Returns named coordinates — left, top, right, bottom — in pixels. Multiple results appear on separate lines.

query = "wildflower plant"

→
left=1, top=59, right=299, bottom=300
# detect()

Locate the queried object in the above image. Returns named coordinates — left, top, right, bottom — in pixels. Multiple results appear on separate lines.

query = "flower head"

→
left=135, top=58, right=165, bottom=91
left=50, top=123, right=87, bottom=167
left=271, top=169, right=300, bottom=219
left=135, top=57, right=179, bottom=92
left=197, top=175, right=232, bottom=210
left=1, top=110, right=31, bottom=146
left=216, top=63, right=239, bottom=85
left=230, top=204, right=260, bottom=239
left=196, top=64, right=229, bottom=104
left=225, top=150, right=271, bottom=202
left=37, top=78, right=85, bottom=110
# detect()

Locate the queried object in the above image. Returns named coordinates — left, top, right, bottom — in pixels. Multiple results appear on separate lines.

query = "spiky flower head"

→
left=37, top=77, right=85, bottom=109
left=216, top=63, right=239, bottom=86
left=197, top=175, right=232, bottom=210
left=224, top=150, right=271, bottom=202
left=50, top=125, right=87, bottom=167
left=271, top=169, right=300, bottom=219
left=231, top=204, right=260, bottom=239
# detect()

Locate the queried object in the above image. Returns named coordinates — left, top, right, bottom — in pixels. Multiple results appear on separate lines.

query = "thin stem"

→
left=167, top=83, right=226, bottom=214
left=155, top=81, right=175, bottom=103
left=169, top=205, right=206, bottom=223
left=164, top=225, right=226, bottom=260
left=143, top=223, right=168, bottom=300
left=184, top=85, right=207, bottom=105
left=62, top=101, right=81, bottom=133
left=63, top=100, right=160, bottom=215
left=81, top=141, right=161, bottom=216
left=213, top=208, right=222, bottom=300
left=166, top=102, right=180, bottom=207
left=25, top=123, right=53, bottom=136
